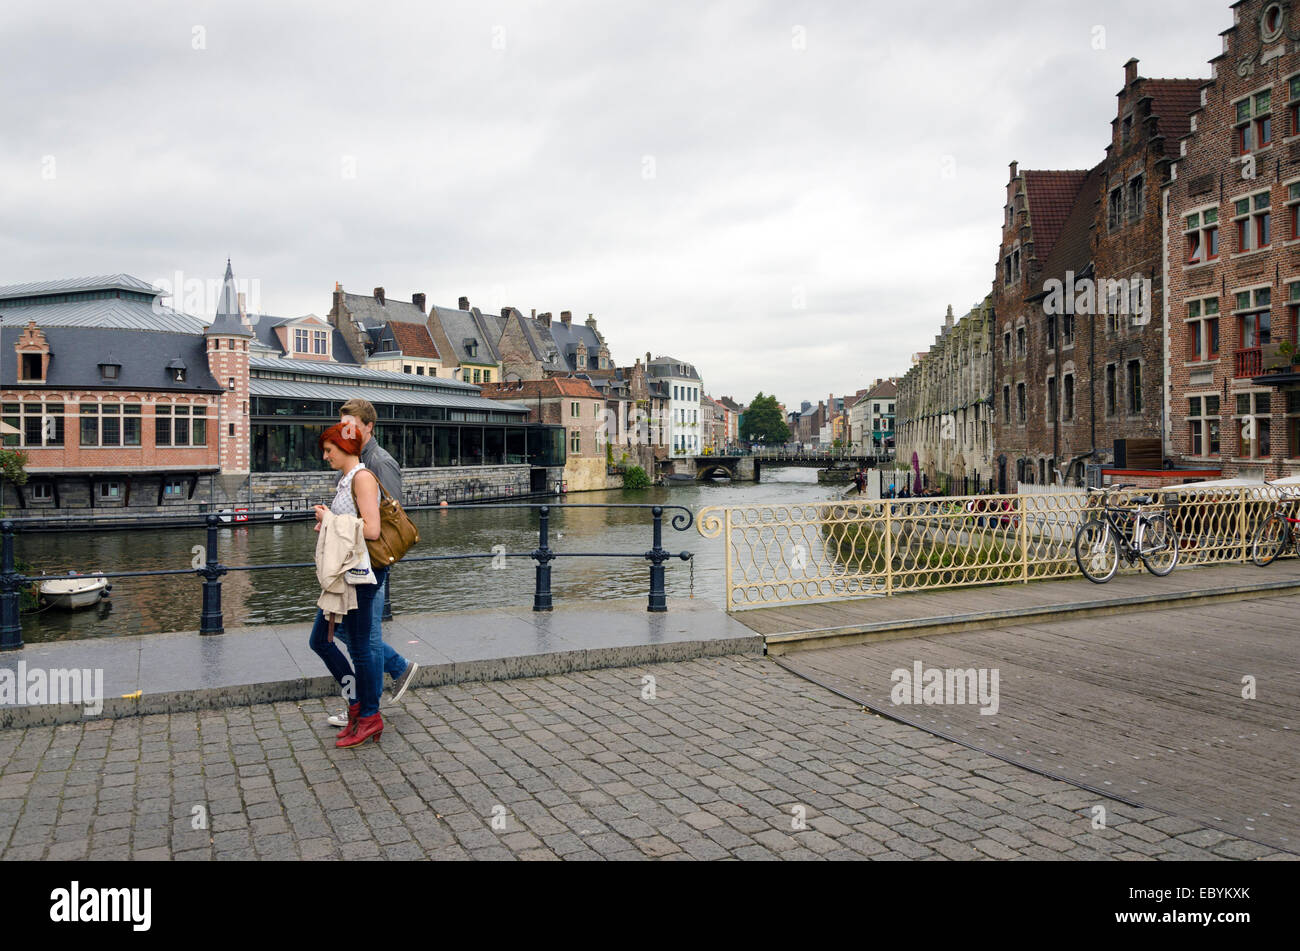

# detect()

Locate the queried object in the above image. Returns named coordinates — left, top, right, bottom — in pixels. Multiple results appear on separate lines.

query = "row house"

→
left=478, top=377, right=606, bottom=490
left=847, top=379, right=898, bottom=454
left=991, top=60, right=1201, bottom=488
left=716, top=396, right=742, bottom=446
left=896, top=300, right=994, bottom=488
left=1166, top=0, right=1300, bottom=479
left=646, top=355, right=703, bottom=455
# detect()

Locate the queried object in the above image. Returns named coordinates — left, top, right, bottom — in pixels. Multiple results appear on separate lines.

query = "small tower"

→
left=205, top=259, right=255, bottom=476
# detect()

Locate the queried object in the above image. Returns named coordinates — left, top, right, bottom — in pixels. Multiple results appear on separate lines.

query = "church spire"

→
left=206, top=258, right=253, bottom=338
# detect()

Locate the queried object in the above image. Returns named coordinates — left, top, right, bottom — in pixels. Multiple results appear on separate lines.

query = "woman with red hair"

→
left=309, top=422, right=386, bottom=748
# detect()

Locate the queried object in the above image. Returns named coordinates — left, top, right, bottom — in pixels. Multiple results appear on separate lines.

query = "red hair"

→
left=319, top=422, right=362, bottom=457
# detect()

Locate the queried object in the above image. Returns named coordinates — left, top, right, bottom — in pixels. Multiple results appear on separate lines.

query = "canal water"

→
left=18, top=469, right=841, bottom=642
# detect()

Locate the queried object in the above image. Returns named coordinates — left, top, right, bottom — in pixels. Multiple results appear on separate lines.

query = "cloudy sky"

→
left=2, top=0, right=1231, bottom=411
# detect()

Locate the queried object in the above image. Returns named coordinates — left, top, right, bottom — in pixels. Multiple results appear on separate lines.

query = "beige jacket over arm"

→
left=316, top=509, right=367, bottom=620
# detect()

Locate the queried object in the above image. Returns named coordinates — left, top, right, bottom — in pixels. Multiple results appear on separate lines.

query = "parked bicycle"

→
left=1073, top=484, right=1179, bottom=583
left=1249, top=480, right=1300, bottom=566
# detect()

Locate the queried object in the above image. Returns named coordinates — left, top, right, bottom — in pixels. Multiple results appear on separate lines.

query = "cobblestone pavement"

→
left=0, top=656, right=1293, bottom=861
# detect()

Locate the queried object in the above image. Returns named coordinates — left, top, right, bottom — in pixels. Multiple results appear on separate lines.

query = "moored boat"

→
left=40, top=573, right=110, bottom=610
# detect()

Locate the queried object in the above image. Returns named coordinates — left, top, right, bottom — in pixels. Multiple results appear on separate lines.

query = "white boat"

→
left=40, top=573, right=110, bottom=610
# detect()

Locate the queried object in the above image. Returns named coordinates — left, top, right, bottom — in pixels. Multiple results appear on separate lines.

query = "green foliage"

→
left=0, top=447, right=29, bottom=517
left=740, top=392, right=790, bottom=445
left=16, top=557, right=39, bottom=612
left=0, top=448, right=29, bottom=486
left=605, top=441, right=614, bottom=465
left=623, top=465, right=650, bottom=489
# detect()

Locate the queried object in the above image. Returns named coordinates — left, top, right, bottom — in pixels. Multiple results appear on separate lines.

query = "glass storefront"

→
left=249, top=390, right=561, bottom=472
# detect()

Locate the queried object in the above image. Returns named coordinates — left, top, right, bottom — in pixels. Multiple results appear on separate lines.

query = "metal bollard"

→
left=646, top=506, right=667, bottom=612
left=198, top=515, right=227, bottom=634
left=532, top=505, right=554, bottom=611
left=0, top=520, right=24, bottom=651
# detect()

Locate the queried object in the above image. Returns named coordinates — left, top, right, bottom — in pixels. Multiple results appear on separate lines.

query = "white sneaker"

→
left=327, top=711, right=349, bottom=728
left=389, top=661, right=419, bottom=704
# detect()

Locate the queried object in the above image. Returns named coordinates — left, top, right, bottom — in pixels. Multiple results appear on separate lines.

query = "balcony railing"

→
left=1235, top=347, right=1262, bottom=378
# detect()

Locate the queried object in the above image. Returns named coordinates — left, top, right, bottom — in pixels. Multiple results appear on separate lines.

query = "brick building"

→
left=2, top=272, right=229, bottom=510
left=1166, top=0, right=1300, bottom=479
left=479, top=377, right=607, bottom=490
left=991, top=61, right=1201, bottom=488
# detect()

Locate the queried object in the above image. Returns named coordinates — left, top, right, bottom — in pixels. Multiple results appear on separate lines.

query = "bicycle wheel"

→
left=1251, top=513, right=1290, bottom=567
left=1074, top=518, right=1118, bottom=583
left=1139, top=513, right=1179, bottom=576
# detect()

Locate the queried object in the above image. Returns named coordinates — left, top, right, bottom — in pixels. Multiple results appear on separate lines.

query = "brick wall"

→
left=1166, top=0, right=1300, bottom=479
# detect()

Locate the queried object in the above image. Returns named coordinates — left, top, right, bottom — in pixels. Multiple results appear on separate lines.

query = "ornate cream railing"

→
left=697, top=486, right=1295, bottom=611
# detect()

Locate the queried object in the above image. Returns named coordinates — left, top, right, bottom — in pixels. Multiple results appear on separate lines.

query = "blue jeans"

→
left=309, top=565, right=388, bottom=717
left=332, top=572, right=408, bottom=681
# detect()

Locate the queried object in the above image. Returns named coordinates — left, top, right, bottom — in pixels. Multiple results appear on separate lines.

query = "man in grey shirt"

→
left=321, top=399, right=417, bottom=728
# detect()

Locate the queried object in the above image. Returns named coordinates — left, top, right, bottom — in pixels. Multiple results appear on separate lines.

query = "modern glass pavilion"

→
left=248, top=359, right=565, bottom=472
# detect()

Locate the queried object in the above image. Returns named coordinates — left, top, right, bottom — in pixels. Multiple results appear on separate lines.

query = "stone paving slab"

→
left=1, top=655, right=1293, bottom=861
left=0, top=598, right=761, bottom=729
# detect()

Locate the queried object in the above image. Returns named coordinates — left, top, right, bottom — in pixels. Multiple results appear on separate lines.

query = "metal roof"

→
left=248, top=356, right=480, bottom=392
left=0, top=274, right=160, bottom=299
left=249, top=378, right=530, bottom=414
left=0, top=297, right=209, bottom=334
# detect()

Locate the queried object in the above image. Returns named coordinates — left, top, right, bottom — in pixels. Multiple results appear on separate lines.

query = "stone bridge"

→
left=671, top=451, right=893, bottom=483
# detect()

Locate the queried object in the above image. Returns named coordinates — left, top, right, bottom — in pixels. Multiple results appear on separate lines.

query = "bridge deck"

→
left=774, top=587, right=1300, bottom=853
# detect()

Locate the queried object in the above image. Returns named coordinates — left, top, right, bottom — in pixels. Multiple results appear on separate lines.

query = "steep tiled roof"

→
left=1038, top=162, right=1105, bottom=286
left=1145, top=79, right=1203, bottom=158
left=430, top=305, right=501, bottom=364
left=386, top=321, right=440, bottom=359
left=1023, top=169, right=1092, bottom=262
left=479, top=377, right=604, bottom=400
left=0, top=325, right=221, bottom=392
left=343, top=291, right=426, bottom=325
left=514, top=315, right=568, bottom=373
left=866, top=380, right=898, bottom=399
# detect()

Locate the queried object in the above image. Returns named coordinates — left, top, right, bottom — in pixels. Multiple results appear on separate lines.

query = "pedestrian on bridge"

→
left=310, top=423, right=386, bottom=748
left=328, top=399, right=419, bottom=732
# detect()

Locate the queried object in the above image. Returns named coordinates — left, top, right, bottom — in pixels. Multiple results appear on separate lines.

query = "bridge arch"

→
left=696, top=463, right=736, bottom=482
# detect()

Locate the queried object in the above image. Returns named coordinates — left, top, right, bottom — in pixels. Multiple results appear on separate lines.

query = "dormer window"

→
left=99, top=360, right=120, bottom=381
left=463, top=338, right=478, bottom=358
left=21, top=353, right=43, bottom=380
left=167, top=358, right=187, bottom=383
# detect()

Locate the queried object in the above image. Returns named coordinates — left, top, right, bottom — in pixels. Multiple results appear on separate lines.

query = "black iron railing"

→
left=0, top=503, right=694, bottom=651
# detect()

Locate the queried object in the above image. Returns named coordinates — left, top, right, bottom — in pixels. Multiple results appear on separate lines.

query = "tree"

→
left=740, top=393, right=790, bottom=445
left=0, top=447, right=29, bottom=518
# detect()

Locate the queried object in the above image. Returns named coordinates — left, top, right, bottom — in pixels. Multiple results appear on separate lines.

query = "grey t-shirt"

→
left=360, top=436, right=403, bottom=502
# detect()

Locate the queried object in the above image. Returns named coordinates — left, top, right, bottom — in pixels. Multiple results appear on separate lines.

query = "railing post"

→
left=1018, top=494, right=1030, bottom=583
left=532, top=505, right=554, bottom=611
left=882, top=499, right=894, bottom=595
left=198, top=515, right=226, bottom=634
left=1239, top=487, right=1249, bottom=562
left=646, top=505, right=668, bottom=612
left=723, top=509, right=734, bottom=612
left=0, top=520, right=24, bottom=651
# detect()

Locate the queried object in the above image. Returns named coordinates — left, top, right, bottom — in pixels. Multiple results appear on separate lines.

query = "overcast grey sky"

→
left=1, top=0, right=1230, bottom=411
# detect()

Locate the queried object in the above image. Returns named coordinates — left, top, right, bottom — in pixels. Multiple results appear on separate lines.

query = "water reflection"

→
left=20, top=469, right=829, bottom=642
